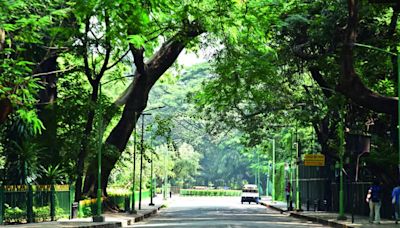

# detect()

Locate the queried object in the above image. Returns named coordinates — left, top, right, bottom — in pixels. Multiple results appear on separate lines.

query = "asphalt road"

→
left=130, top=196, right=325, bottom=227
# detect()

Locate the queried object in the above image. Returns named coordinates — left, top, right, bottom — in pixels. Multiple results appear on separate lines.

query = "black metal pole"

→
left=149, top=153, right=154, bottom=206
left=131, top=112, right=137, bottom=214
left=139, top=114, right=144, bottom=210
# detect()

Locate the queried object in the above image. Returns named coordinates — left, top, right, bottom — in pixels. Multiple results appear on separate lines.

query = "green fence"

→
left=180, top=189, right=241, bottom=196
left=1, top=185, right=71, bottom=224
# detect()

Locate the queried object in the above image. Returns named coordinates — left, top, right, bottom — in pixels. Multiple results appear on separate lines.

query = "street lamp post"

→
left=289, top=162, right=294, bottom=211
left=272, top=138, right=276, bottom=202
left=266, top=171, right=269, bottom=197
left=138, top=106, right=165, bottom=209
left=149, top=152, right=155, bottom=206
left=337, top=118, right=347, bottom=220
left=398, top=55, right=400, bottom=177
left=130, top=112, right=137, bottom=214
left=294, top=142, right=301, bottom=211
left=293, top=108, right=304, bottom=212
left=93, top=83, right=105, bottom=222
left=138, top=113, right=151, bottom=210
left=163, top=148, right=168, bottom=200
left=257, top=153, right=261, bottom=195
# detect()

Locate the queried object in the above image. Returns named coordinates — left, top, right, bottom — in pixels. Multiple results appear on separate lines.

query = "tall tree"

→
left=83, top=0, right=240, bottom=195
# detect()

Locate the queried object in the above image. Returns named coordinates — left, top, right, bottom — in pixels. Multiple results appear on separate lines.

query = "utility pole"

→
left=295, top=142, right=301, bottom=211
left=272, top=138, right=276, bottom=202
left=149, top=152, right=155, bottom=206
left=163, top=148, right=168, bottom=200
left=337, top=118, right=347, bottom=220
left=93, top=84, right=104, bottom=222
left=384, top=50, right=398, bottom=181
left=257, top=153, right=261, bottom=195
left=138, top=113, right=146, bottom=210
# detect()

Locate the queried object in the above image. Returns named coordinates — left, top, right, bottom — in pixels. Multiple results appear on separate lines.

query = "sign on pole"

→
left=304, top=154, right=325, bottom=166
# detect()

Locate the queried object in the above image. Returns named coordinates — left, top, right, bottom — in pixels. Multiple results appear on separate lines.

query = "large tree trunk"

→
left=75, top=82, right=99, bottom=201
left=338, top=0, right=398, bottom=115
left=83, top=24, right=204, bottom=196
left=36, top=55, right=59, bottom=166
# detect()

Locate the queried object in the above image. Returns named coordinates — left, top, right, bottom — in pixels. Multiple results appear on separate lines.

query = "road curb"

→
left=260, top=202, right=355, bottom=228
left=58, top=222, right=123, bottom=228
left=58, top=204, right=164, bottom=228
left=131, top=205, right=163, bottom=224
left=259, top=202, right=285, bottom=214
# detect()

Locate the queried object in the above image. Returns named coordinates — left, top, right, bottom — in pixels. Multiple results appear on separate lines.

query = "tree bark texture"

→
left=36, top=54, right=60, bottom=167
left=75, top=82, right=99, bottom=201
left=0, top=98, right=12, bottom=124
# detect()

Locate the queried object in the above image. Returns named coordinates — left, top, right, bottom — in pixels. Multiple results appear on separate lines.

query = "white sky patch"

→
left=178, top=50, right=207, bottom=67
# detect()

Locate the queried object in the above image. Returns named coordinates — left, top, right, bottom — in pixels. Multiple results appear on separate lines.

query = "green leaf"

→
left=127, top=34, right=146, bottom=48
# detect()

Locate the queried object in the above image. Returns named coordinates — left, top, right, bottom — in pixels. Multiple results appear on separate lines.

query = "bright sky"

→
left=177, top=51, right=207, bottom=67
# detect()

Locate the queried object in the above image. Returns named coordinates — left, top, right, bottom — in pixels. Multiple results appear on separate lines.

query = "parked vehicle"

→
left=241, top=184, right=260, bottom=204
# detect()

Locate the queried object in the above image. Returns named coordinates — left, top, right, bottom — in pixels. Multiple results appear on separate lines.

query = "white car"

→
left=241, top=184, right=260, bottom=204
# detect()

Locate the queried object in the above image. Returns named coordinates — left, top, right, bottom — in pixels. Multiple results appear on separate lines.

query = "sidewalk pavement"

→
left=260, top=196, right=396, bottom=227
left=1, top=195, right=170, bottom=228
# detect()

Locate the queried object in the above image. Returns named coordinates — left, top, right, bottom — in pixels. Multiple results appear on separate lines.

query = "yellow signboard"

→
left=304, top=154, right=325, bottom=166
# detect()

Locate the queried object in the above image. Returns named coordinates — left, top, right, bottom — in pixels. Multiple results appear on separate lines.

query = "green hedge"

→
left=180, top=189, right=241, bottom=196
left=78, top=190, right=151, bottom=217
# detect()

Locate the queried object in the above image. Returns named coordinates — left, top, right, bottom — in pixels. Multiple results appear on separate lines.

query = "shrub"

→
left=179, top=189, right=241, bottom=197
left=33, top=206, right=50, bottom=222
left=4, top=204, right=26, bottom=223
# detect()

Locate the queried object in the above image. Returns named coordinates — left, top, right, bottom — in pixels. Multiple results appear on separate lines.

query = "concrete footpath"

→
left=1, top=196, right=169, bottom=228
left=260, top=197, right=396, bottom=227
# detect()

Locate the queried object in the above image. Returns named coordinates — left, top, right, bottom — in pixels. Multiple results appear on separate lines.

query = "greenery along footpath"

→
left=3, top=184, right=71, bottom=224
left=78, top=190, right=151, bottom=218
left=2, top=185, right=150, bottom=224
left=180, top=189, right=241, bottom=197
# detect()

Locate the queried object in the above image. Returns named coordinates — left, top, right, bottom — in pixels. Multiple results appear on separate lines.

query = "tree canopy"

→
left=0, top=0, right=399, bottom=203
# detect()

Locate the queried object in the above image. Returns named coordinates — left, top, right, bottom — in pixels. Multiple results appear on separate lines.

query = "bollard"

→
left=313, top=199, right=318, bottom=211
left=50, top=184, right=56, bottom=221
left=288, top=200, right=293, bottom=211
left=69, top=185, right=74, bottom=219
left=27, top=185, right=34, bottom=223
left=323, top=199, right=328, bottom=211
left=125, top=196, right=130, bottom=212
left=0, top=184, right=3, bottom=225
left=306, top=199, right=310, bottom=211
left=71, top=202, right=79, bottom=219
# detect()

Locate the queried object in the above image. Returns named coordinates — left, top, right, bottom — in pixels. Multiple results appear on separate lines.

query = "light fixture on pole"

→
left=138, top=113, right=151, bottom=210
left=138, top=105, right=165, bottom=210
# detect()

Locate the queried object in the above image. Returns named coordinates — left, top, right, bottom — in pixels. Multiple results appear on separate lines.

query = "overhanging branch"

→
left=338, top=0, right=397, bottom=115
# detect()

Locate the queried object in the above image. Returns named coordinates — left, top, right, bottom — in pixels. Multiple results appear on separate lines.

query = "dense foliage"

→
left=0, top=0, right=399, bottom=208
